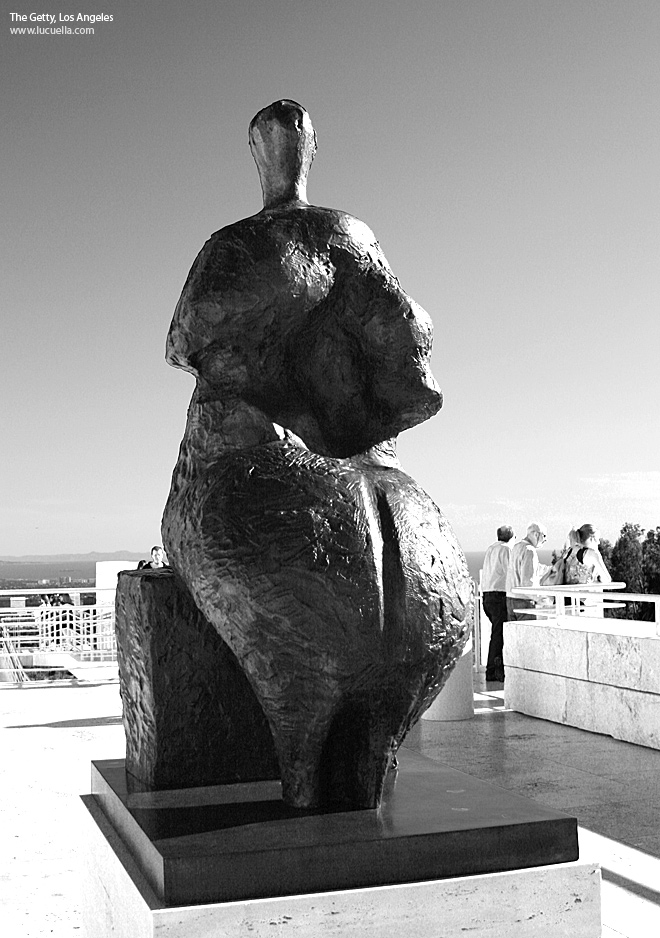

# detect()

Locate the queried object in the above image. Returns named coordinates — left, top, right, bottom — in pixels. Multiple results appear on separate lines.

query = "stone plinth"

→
left=505, top=619, right=660, bottom=749
left=80, top=750, right=600, bottom=938
left=115, top=568, right=280, bottom=790
left=86, top=749, right=578, bottom=907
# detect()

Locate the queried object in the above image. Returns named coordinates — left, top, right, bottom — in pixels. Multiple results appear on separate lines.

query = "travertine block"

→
left=641, top=635, right=660, bottom=693
left=505, top=622, right=588, bottom=679
left=505, top=668, right=569, bottom=725
left=605, top=684, right=660, bottom=749
left=587, top=631, right=660, bottom=696
left=587, top=632, right=643, bottom=690
left=564, top=674, right=603, bottom=735
left=507, top=667, right=660, bottom=750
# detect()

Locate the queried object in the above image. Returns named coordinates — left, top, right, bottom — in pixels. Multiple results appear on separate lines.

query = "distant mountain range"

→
left=0, top=551, right=144, bottom=563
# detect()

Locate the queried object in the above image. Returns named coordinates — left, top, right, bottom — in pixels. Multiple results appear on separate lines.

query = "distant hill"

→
left=0, top=551, right=144, bottom=563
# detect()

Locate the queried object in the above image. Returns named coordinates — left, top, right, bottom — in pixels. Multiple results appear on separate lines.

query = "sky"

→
left=1, top=0, right=659, bottom=556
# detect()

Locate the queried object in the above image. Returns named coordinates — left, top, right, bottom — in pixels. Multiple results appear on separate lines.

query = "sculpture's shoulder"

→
left=174, top=207, right=341, bottom=308
left=289, top=204, right=396, bottom=275
left=167, top=204, right=399, bottom=374
left=167, top=209, right=333, bottom=373
left=177, top=204, right=394, bottom=300
left=193, top=204, right=392, bottom=274
left=178, top=214, right=278, bottom=298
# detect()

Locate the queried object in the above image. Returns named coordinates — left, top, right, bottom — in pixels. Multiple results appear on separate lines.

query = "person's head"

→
left=497, top=525, right=514, bottom=543
left=565, top=528, right=581, bottom=549
left=576, top=524, right=599, bottom=548
left=249, top=100, right=317, bottom=208
left=150, top=546, right=165, bottom=567
left=526, top=522, right=547, bottom=547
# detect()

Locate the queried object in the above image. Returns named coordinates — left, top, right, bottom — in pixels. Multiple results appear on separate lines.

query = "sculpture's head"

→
left=249, top=100, right=317, bottom=208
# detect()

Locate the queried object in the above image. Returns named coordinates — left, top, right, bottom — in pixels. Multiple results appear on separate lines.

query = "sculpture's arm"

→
left=165, top=232, right=269, bottom=378
left=166, top=219, right=336, bottom=386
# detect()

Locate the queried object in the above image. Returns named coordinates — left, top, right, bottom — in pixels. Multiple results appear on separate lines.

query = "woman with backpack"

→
left=563, top=524, right=612, bottom=585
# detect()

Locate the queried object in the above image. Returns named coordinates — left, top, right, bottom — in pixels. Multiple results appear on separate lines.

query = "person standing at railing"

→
left=542, top=528, right=581, bottom=606
left=51, top=592, right=76, bottom=648
left=559, top=528, right=582, bottom=575
left=138, top=546, right=168, bottom=570
left=481, top=525, right=515, bottom=682
left=564, top=524, right=611, bottom=586
left=506, top=523, right=550, bottom=621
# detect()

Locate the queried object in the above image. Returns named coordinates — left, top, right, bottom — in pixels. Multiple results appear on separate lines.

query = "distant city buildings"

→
left=0, top=576, right=96, bottom=608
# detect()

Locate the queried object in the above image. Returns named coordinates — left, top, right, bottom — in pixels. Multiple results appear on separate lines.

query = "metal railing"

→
left=509, top=583, right=660, bottom=635
left=0, top=587, right=118, bottom=683
left=474, top=576, right=660, bottom=670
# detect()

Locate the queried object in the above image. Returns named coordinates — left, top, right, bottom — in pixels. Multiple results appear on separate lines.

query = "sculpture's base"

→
left=85, top=750, right=581, bottom=906
left=79, top=789, right=601, bottom=937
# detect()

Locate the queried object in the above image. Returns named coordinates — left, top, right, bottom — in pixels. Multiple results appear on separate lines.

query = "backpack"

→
left=541, top=548, right=569, bottom=586
left=563, top=548, right=593, bottom=585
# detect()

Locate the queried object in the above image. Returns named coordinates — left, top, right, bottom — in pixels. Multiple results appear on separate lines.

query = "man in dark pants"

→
left=481, top=525, right=514, bottom=682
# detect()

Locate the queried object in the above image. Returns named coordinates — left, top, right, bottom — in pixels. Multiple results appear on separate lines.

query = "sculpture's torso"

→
left=166, top=205, right=442, bottom=458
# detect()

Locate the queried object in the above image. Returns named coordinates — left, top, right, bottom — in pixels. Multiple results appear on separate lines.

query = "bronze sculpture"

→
left=140, top=100, right=472, bottom=812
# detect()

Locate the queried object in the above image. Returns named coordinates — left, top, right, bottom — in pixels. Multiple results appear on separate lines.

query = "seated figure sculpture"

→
left=161, top=100, right=473, bottom=812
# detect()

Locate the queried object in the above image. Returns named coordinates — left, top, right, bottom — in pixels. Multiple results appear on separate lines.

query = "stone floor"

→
left=0, top=681, right=125, bottom=938
left=405, top=675, right=660, bottom=938
left=1, top=676, right=659, bottom=936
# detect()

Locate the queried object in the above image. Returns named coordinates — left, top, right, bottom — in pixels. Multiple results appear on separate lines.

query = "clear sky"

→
left=2, top=0, right=658, bottom=556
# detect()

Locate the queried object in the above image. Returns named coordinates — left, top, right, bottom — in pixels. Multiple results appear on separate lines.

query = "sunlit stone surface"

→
left=506, top=620, right=660, bottom=749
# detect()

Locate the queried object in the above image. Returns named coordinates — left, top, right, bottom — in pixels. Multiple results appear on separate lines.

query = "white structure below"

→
left=505, top=618, right=660, bottom=750
left=80, top=794, right=601, bottom=938
left=95, top=560, right=139, bottom=604
left=421, top=633, right=475, bottom=721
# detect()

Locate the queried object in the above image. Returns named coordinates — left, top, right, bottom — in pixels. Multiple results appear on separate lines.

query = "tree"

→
left=642, top=528, right=660, bottom=596
left=610, top=523, right=648, bottom=619
left=598, top=538, right=614, bottom=576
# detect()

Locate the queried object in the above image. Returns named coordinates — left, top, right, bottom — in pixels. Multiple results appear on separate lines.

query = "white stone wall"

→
left=95, top=561, right=139, bottom=605
left=505, top=620, right=660, bottom=750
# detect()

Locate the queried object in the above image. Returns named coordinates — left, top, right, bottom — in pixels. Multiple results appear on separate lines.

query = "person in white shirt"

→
left=506, top=523, right=549, bottom=621
left=481, top=525, right=514, bottom=682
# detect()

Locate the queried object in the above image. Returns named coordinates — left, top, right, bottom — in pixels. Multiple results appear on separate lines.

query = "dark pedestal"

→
left=89, top=748, right=578, bottom=908
left=115, top=568, right=280, bottom=790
